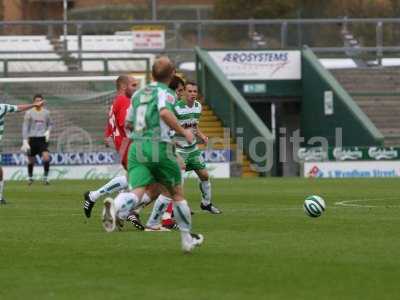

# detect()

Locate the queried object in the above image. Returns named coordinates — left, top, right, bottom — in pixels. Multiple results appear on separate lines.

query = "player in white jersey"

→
left=0, top=99, right=45, bottom=204
left=174, top=82, right=221, bottom=214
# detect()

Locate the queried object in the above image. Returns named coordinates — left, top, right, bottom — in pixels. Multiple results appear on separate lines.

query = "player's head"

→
left=33, top=94, right=44, bottom=108
left=152, top=56, right=176, bottom=84
left=169, top=75, right=185, bottom=99
left=185, top=81, right=198, bottom=103
left=116, top=75, right=138, bottom=98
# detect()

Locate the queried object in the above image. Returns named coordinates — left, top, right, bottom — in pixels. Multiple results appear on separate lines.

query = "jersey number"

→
left=135, top=105, right=148, bottom=132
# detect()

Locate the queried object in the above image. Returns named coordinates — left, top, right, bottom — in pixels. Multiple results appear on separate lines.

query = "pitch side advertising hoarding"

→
left=300, top=147, right=400, bottom=178
left=2, top=150, right=231, bottom=180
left=304, top=161, right=400, bottom=178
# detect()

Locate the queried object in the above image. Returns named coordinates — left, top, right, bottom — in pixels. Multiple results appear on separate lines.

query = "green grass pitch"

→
left=0, top=178, right=399, bottom=300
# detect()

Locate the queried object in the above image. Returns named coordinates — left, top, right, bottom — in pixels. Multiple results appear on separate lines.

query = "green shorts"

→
left=177, top=149, right=206, bottom=172
left=127, top=141, right=181, bottom=189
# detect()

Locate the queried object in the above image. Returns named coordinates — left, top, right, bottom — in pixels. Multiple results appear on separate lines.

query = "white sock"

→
left=199, top=180, right=211, bottom=206
left=114, top=192, right=140, bottom=220
left=89, top=176, right=128, bottom=202
left=181, top=170, right=185, bottom=186
left=0, top=181, right=4, bottom=199
left=173, top=200, right=192, bottom=233
left=146, top=194, right=171, bottom=228
left=134, top=192, right=152, bottom=213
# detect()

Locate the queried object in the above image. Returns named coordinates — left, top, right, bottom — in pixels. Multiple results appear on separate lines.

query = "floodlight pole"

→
left=63, top=0, right=68, bottom=53
left=151, top=0, right=157, bottom=20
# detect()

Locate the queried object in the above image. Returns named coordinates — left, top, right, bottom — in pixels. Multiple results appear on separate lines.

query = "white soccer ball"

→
left=304, top=195, right=326, bottom=218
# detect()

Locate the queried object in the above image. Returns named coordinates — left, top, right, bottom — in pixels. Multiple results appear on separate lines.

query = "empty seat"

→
left=0, top=35, right=68, bottom=72
left=60, top=35, right=154, bottom=72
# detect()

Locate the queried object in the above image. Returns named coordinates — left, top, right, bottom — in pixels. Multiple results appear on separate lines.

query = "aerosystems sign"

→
left=209, top=51, right=301, bottom=80
left=304, top=161, right=400, bottom=178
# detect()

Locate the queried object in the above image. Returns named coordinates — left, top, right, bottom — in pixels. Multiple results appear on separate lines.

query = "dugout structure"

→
left=195, top=47, right=383, bottom=176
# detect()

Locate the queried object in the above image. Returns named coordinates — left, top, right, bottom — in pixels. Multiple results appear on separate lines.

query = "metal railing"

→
left=0, top=57, right=151, bottom=78
left=1, top=18, right=400, bottom=62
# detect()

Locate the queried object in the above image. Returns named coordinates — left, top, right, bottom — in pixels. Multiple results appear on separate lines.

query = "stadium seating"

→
left=0, top=36, right=68, bottom=73
left=60, top=35, right=155, bottom=72
left=332, top=68, right=400, bottom=146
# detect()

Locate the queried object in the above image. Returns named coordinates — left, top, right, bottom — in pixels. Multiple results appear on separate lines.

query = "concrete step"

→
left=242, top=171, right=259, bottom=177
left=205, top=137, right=235, bottom=144
left=242, top=164, right=255, bottom=172
left=384, top=137, right=400, bottom=146
left=241, top=160, right=250, bottom=167
left=380, top=128, right=400, bottom=135
left=200, top=126, right=224, bottom=134
left=362, top=114, right=400, bottom=121
left=201, top=111, right=214, bottom=116
left=353, top=96, right=400, bottom=106
left=205, top=132, right=231, bottom=138
left=332, top=68, right=400, bottom=93
left=200, top=116, right=218, bottom=122
left=368, top=122, right=400, bottom=131
left=361, top=112, right=400, bottom=118
left=198, top=120, right=222, bottom=127
left=202, top=103, right=260, bottom=177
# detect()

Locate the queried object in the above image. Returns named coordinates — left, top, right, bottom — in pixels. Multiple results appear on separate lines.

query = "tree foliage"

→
left=214, top=0, right=297, bottom=19
left=214, top=0, right=397, bottom=19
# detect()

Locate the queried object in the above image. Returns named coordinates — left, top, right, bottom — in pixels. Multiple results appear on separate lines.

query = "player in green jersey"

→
left=101, top=57, right=204, bottom=253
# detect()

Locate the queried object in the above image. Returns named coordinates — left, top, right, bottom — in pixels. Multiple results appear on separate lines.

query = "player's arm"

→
left=16, top=100, right=45, bottom=112
left=21, top=111, right=31, bottom=153
left=195, top=125, right=208, bottom=144
left=124, top=105, right=134, bottom=133
left=45, top=110, right=52, bottom=142
left=160, top=108, right=194, bottom=144
left=104, top=105, right=114, bottom=147
left=115, top=99, right=128, bottom=130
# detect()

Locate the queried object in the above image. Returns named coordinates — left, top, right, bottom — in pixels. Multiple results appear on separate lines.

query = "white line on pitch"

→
left=335, top=197, right=400, bottom=208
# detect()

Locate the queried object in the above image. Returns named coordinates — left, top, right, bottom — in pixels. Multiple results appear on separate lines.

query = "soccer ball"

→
left=304, top=195, right=326, bottom=218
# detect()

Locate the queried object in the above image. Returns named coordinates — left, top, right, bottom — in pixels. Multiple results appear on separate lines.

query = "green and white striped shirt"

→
left=0, top=104, right=18, bottom=142
left=173, top=99, right=202, bottom=152
left=126, top=82, right=176, bottom=143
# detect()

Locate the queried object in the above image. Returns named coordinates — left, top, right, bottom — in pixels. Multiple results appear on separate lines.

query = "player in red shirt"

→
left=83, top=75, right=142, bottom=218
left=104, top=77, right=135, bottom=169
